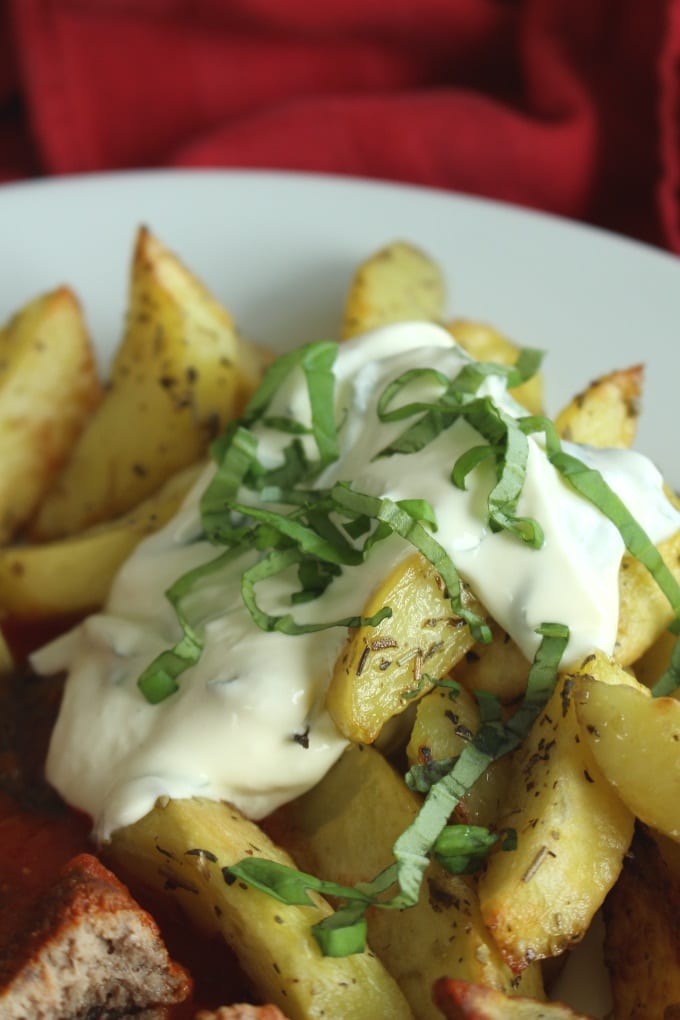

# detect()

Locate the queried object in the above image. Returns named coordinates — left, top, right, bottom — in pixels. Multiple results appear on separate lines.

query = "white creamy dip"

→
left=35, top=322, right=680, bottom=840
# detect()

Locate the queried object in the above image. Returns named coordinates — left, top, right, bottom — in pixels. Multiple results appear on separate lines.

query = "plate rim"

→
left=3, top=165, right=679, bottom=271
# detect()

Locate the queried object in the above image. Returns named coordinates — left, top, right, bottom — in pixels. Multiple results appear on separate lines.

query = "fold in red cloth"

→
left=2, top=0, right=680, bottom=253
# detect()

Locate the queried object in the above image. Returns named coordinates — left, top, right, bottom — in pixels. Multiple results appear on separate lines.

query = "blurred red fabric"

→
left=2, top=0, right=679, bottom=252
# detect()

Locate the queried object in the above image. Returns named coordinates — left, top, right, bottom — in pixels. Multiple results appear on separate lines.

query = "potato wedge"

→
left=33, top=228, right=259, bottom=539
left=554, top=365, right=642, bottom=449
left=405, top=685, right=509, bottom=829
left=633, top=626, right=677, bottom=690
left=0, top=464, right=200, bottom=620
left=447, top=320, right=543, bottom=416
left=615, top=529, right=680, bottom=665
left=573, top=675, right=680, bottom=841
left=0, top=287, right=101, bottom=543
left=454, top=622, right=531, bottom=705
left=107, top=797, right=413, bottom=1020
left=603, top=827, right=680, bottom=1020
left=341, top=241, right=445, bottom=339
left=478, top=653, right=637, bottom=972
left=406, top=683, right=481, bottom=769
left=278, top=745, right=543, bottom=1019
left=433, top=978, right=591, bottom=1019
left=326, top=552, right=481, bottom=743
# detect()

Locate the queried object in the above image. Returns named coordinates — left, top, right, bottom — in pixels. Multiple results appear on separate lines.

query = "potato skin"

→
left=327, top=552, right=480, bottom=744
left=32, top=227, right=259, bottom=540
left=615, top=529, right=680, bottom=666
left=554, top=365, right=642, bottom=449
left=447, top=319, right=543, bottom=417
left=342, top=241, right=445, bottom=339
left=574, top=674, right=680, bottom=842
left=0, top=287, right=102, bottom=543
left=0, top=464, right=200, bottom=620
left=478, top=656, right=636, bottom=973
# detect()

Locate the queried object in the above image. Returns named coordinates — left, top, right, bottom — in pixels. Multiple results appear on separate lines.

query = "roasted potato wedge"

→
left=447, top=320, right=543, bottom=416
left=433, top=977, right=591, bottom=1019
left=0, top=464, right=200, bottom=620
left=478, top=653, right=637, bottom=972
left=603, top=827, right=680, bottom=1020
left=615, top=529, right=680, bottom=665
left=554, top=365, right=642, bottom=449
left=405, top=685, right=509, bottom=829
left=278, top=745, right=543, bottom=1019
left=0, top=287, right=101, bottom=543
left=633, top=625, right=677, bottom=690
left=107, top=797, right=413, bottom=1020
left=406, top=683, right=481, bottom=769
left=326, top=552, right=481, bottom=743
left=453, top=622, right=531, bottom=705
left=32, top=228, right=260, bottom=539
left=574, top=674, right=680, bottom=841
left=341, top=241, right=445, bottom=339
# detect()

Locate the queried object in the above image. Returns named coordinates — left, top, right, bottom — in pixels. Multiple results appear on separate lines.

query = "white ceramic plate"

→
left=1, top=169, right=679, bottom=485
left=2, top=169, right=679, bottom=1016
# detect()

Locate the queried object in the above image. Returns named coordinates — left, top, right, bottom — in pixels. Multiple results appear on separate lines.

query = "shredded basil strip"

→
left=240, top=546, right=392, bottom=635
left=521, top=416, right=680, bottom=631
left=222, top=858, right=396, bottom=957
left=377, top=373, right=544, bottom=549
left=451, top=444, right=499, bottom=488
left=137, top=547, right=243, bottom=703
left=375, top=350, right=543, bottom=429
left=432, top=824, right=501, bottom=875
left=331, top=484, right=491, bottom=644
left=200, top=426, right=260, bottom=543
left=467, top=400, right=543, bottom=548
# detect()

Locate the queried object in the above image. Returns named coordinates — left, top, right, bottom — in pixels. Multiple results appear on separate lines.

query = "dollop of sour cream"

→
left=34, top=323, right=680, bottom=840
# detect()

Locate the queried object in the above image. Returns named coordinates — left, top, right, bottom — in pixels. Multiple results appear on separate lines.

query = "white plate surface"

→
left=2, top=169, right=679, bottom=1015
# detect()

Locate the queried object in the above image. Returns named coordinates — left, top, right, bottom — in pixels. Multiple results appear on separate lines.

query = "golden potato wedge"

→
left=326, top=552, right=481, bottom=743
left=569, top=648, right=649, bottom=694
left=615, top=529, right=680, bottom=666
left=405, top=685, right=509, bottom=829
left=0, top=287, right=101, bottom=543
left=603, top=827, right=680, bottom=1020
left=447, top=320, right=543, bottom=416
left=32, top=227, right=260, bottom=539
left=573, top=675, right=680, bottom=841
left=279, top=745, right=543, bottom=1019
left=107, top=797, right=413, bottom=1020
left=433, top=977, right=591, bottom=1020
left=478, top=654, right=637, bottom=973
left=554, top=365, right=642, bottom=449
left=0, top=464, right=200, bottom=620
left=633, top=625, right=677, bottom=690
left=454, top=621, right=531, bottom=705
left=341, top=241, right=445, bottom=339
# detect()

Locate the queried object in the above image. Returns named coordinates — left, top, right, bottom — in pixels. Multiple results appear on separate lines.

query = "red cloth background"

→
left=1, top=0, right=680, bottom=253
